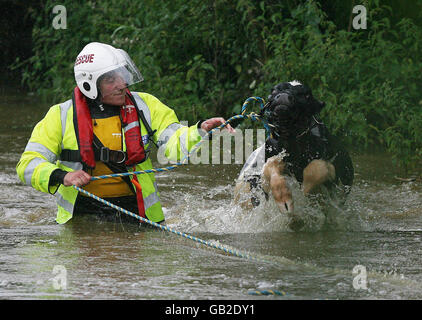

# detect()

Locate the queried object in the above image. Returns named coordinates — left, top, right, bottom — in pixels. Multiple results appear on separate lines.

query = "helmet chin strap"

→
left=86, top=89, right=104, bottom=111
left=95, top=91, right=105, bottom=111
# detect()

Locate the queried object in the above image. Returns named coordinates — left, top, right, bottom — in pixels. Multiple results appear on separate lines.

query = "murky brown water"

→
left=1, top=87, right=422, bottom=300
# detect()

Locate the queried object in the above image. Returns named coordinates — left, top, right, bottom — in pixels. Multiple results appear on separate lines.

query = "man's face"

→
left=99, top=71, right=127, bottom=106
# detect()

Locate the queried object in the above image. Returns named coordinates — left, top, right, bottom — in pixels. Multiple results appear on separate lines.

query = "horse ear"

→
left=305, top=97, right=325, bottom=116
left=276, top=82, right=291, bottom=91
left=313, top=100, right=325, bottom=114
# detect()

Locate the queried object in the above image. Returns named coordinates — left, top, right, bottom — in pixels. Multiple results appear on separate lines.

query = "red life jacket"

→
left=73, top=86, right=147, bottom=218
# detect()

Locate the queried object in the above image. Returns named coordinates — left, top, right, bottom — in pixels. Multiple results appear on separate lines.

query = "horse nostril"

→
left=275, top=92, right=291, bottom=106
left=285, top=203, right=289, bottom=211
left=288, top=95, right=295, bottom=105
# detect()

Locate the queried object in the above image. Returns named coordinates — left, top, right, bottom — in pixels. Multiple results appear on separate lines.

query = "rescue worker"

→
left=16, top=42, right=234, bottom=225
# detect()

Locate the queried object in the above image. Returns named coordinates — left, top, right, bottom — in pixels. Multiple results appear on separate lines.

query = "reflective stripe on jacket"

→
left=16, top=92, right=203, bottom=224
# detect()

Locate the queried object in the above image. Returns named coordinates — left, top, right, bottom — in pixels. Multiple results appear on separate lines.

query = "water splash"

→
left=164, top=176, right=367, bottom=234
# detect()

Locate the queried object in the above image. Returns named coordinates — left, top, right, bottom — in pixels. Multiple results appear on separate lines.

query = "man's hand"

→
left=63, top=170, right=92, bottom=187
left=200, top=117, right=235, bottom=133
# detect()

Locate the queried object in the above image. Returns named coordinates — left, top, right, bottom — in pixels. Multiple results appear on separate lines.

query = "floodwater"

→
left=1, top=87, right=422, bottom=300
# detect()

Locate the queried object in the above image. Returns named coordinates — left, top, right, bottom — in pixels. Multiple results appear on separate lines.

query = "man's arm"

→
left=139, top=93, right=233, bottom=162
left=16, top=105, right=64, bottom=194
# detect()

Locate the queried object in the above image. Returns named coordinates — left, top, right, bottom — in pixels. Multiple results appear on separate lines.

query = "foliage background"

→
left=4, top=0, right=422, bottom=172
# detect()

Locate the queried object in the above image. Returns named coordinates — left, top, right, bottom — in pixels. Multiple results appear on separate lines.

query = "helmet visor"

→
left=97, top=50, right=143, bottom=100
left=117, top=49, right=143, bottom=84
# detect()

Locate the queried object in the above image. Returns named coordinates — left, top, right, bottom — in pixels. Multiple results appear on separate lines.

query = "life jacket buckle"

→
left=99, top=147, right=126, bottom=164
left=100, top=147, right=110, bottom=163
left=115, top=151, right=126, bottom=164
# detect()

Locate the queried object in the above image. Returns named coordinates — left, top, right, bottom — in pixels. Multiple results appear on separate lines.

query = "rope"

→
left=73, top=186, right=291, bottom=297
left=90, top=96, right=268, bottom=182
left=248, top=290, right=289, bottom=296
left=73, top=185, right=273, bottom=265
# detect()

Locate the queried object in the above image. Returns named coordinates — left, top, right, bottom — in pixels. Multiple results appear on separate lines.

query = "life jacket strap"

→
left=126, top=92, right=158, bottom=149
left=60, top=147, right=126, bottom=164
left=130, top=175, right=146, bottom=219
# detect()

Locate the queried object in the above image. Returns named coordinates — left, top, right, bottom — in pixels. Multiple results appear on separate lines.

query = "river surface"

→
left=1, top=88, right=421, bottom=300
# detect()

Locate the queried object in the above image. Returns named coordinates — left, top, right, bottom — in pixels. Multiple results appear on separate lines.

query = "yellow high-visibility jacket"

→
left=16, top=92, right=203, bottom=224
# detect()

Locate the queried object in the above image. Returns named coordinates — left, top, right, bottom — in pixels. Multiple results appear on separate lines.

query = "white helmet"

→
left=74, top=42, right=143, bottom=100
